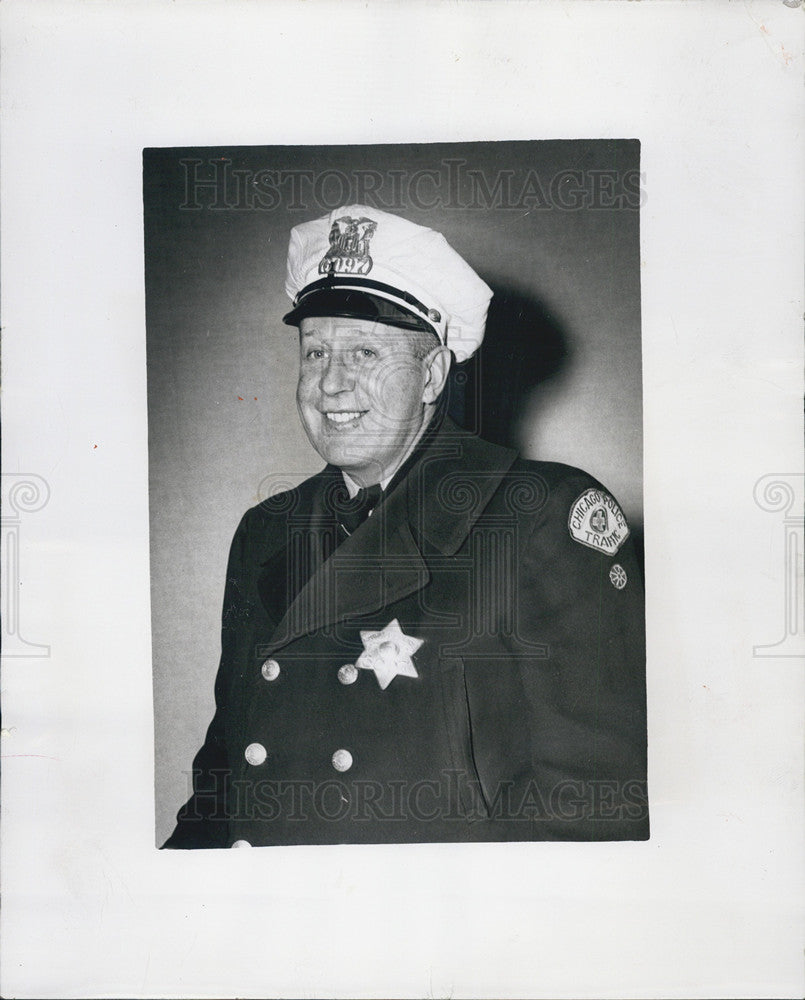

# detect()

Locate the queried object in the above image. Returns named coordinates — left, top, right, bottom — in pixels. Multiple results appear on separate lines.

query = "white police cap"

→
left=283, top=204, right=492, bottom=362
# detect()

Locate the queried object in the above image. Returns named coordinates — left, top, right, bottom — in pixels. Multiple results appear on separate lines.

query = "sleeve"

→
left=161, top=513, right=253, bottom=850
left=463, top=464, right=648, bottom=842
left=515, top=467, right=648, bottom=839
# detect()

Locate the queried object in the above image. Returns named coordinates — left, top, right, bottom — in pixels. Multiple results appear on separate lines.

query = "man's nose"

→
left=320, top=353, right=355, bottom=395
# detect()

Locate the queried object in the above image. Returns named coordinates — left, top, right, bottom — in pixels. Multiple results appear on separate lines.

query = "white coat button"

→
left=261, top=658, right=280, bottom=681
left=231, top=839, right=252, bottom=848
left=331, top=748, right=353, bottom=772
left=245, top=742, right=267, bottom=766
left=337, top=663, right=358, bottom=685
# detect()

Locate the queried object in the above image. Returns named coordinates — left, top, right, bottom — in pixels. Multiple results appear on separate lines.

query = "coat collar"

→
left=408, top=417, right=518, bottom=555
left=262, top=417, right=518, bottom=651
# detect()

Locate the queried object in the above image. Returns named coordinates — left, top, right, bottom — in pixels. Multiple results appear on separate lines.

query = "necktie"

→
left=338, top=483, right=383, bottom=536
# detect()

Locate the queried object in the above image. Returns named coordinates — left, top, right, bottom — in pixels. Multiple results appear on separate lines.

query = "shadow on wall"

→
left=447, top=284, right=644, bottom=576
left=447, top=283, right=570, bottom=451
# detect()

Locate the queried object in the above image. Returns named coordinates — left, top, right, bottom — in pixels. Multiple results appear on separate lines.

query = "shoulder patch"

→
left=568, top=488, right=630, bottom=555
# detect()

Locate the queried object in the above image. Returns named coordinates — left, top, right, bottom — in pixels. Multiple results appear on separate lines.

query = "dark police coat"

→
left=164, top=417, right=648, bottom=849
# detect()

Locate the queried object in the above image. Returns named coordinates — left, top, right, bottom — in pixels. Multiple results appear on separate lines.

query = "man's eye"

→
left=358, top=348, right=376, bottom=359
left=306, top=348, right=326, bottom=360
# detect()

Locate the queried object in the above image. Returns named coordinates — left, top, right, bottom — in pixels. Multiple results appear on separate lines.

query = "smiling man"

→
left=164, top=204, right=648, bottom=849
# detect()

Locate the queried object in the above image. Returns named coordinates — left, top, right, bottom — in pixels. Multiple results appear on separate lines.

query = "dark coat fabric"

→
left=164, top=418, right=648, bottom=849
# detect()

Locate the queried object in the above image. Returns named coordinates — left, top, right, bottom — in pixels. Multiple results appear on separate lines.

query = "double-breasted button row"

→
left=263, top=657, right=359, bottom=686
left=249, top=657, right=355, bottom=775
left=244, top=740, right=353, bottom=772
left=336, top=666, right=355, bottom=772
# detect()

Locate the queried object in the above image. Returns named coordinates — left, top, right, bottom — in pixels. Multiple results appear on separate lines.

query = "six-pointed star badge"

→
left=356, top=619, right=424, bottom=690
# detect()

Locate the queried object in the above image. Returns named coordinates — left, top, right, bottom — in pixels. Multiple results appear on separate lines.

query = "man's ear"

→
left=422, top=345, right=452, bottom=404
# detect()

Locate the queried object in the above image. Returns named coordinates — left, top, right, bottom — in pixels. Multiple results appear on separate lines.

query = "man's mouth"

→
left=323, top=410, right=367, bottom=425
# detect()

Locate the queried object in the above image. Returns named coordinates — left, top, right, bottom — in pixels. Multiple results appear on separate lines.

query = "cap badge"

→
left=318, top=215, right=377, bottom=277
left=568, top=488, right=630, bottom=555
left=356, top=618, right=423, bottom=690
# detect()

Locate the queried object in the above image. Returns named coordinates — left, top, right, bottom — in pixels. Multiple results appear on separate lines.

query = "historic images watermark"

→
left=1, top=474, right=51, bottom=658
left=178, top=769, right=648, bottom=826
left=180, top=157, right=646, bottom=213
left=753, top=473, right=804, bottom=658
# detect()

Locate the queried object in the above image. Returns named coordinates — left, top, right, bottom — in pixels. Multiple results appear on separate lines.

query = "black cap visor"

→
left=283, top=288, right=433, bottom=334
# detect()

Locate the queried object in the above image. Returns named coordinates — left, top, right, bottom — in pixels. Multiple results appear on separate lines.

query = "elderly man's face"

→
left=297, top=316, right=436, bottom=486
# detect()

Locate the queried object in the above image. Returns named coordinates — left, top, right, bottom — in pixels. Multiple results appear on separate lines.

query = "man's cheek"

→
left=380, top=380, right=418, bottom=422
left=297, top=382, right=318, bottom=412
left=365, top=372, right=402, bottom=415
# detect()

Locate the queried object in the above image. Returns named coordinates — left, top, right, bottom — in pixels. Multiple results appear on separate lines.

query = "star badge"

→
left=356, top=619, right=424, bottom=690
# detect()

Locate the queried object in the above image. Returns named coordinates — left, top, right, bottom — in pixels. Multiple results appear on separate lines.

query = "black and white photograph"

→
left=1, top=2, right=803, bottom=998
left=146, top=141, right=648, bottom=849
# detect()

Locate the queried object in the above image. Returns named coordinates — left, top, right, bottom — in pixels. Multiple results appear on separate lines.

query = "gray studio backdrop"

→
left=145, top=140, right=644, bottom=846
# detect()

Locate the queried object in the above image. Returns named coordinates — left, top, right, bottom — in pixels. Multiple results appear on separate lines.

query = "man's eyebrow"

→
left=300, top=329, right=387, bottom=343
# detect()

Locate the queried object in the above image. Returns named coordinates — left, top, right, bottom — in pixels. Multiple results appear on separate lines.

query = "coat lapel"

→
left=266, top=474, right=428, bottom=650
left=255, top=468, right=340, bottom=634
left=409, top=418, right=518, bottom=555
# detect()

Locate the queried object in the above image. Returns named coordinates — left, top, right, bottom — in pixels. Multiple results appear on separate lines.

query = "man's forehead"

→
left=299, top=317, right=412, bottom=343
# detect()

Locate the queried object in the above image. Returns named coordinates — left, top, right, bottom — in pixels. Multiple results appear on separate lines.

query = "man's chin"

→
left=312, top=439, right=382, bottom=477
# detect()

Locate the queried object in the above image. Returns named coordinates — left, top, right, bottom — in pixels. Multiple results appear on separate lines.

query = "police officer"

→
left=164, top=205, right=648, bottom=849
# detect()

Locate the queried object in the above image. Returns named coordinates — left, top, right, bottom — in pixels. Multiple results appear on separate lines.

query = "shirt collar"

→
left=341, top=468, right=391, bottom=498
